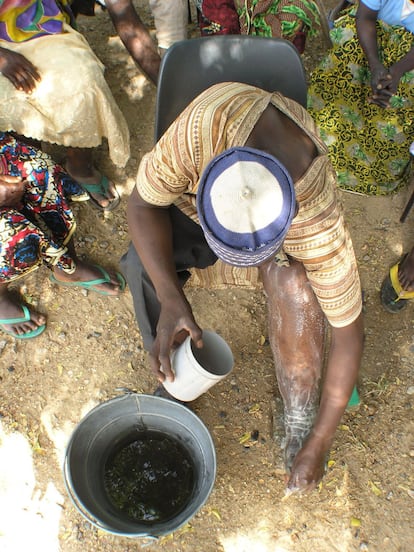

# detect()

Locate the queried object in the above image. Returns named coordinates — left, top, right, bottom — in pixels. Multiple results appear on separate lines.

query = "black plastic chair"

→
left=154, top=35, right=307, bottom=142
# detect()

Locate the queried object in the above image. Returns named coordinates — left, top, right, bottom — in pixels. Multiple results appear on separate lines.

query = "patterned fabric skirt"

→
left=307, top=10, right=414, bottom=195
left=197, top=1, right=320, bottom=54
left=0, top=133, right=77, bottom=282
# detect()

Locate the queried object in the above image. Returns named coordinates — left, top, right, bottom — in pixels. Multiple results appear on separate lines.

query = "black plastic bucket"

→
left=63, top=394, right=216, bottom=540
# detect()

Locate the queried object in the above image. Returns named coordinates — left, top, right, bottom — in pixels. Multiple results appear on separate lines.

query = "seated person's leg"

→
left=0, top=29, right=129, bottom=211
left=0, top=209, right=48, bottom=338
left=0, top=132, right=125, bottom=339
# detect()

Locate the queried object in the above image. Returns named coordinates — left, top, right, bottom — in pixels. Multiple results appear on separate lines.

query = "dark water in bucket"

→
left=104, top=430, right=195, bottom=524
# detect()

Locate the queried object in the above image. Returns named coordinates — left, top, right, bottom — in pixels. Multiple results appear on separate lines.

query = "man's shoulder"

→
left=194, top=81, right=268, bottom=101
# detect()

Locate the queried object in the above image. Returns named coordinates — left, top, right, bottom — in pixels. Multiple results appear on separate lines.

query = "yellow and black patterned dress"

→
left=308, top=3, right=414, bottom=195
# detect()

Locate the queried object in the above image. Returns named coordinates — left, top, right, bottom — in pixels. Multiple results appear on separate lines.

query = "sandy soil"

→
left=0, top=2, right=413, bottom=551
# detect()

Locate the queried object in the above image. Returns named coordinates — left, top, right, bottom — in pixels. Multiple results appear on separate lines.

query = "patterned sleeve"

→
left=136, top=108, right=201, bottom=206
left=283, top=156, right=362, bottom=328
left=136, top=82, right=271, bottom=206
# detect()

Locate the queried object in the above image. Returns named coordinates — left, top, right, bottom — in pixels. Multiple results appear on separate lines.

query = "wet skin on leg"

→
left=260, top=258, right=326, bottom=485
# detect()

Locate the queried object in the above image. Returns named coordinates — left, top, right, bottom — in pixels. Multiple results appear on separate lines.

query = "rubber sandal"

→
left=0, top=304, right=46, bottom=339
left=380, top=256, right=414, bottom=313
left=49, top=265, right=126, bottom=296
left=346, top=386, right=360, bottom=409
left=77, top=175, right=120, bottom=212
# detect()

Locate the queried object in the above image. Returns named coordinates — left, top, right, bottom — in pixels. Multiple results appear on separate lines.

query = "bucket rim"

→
left=63, top=392, right=217, bottom=539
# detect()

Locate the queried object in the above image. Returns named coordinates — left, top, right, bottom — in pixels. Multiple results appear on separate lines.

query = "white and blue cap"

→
left=197, top=147, right=296, bottom=267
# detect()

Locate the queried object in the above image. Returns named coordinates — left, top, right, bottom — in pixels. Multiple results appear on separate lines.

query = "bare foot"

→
left=52, top=262, right=124, bottom=296
left=65, top=164, right=118, bottom=210
left=0, top=292, right=46, bottom=337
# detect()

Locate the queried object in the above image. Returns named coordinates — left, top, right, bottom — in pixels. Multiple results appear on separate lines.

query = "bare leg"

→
left=0, top=242, right=122, bottom=337
left=65, top=147, right=117, bottom=209
left=0, top=282, right=46, bottom=337
left=260, top=258, right=326, bottom=472
left=398, top=245, right=414, bottom=291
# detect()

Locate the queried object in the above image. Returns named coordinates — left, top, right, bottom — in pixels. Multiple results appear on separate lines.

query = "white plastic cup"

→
left=163, top=330, right=234, bottom=402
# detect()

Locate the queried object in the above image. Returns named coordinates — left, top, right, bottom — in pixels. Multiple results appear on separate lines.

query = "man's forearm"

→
left=126, top=189, right=183, bottom=302
left=310, top=314, right=364, bottom=446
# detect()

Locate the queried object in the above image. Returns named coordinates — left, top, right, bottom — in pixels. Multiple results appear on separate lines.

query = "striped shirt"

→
left=137, top=82, right=362, bottom=328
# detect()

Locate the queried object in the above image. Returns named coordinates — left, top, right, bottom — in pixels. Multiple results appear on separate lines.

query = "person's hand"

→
left=0, top=174, right=27, bottom=208
left=385, top=64, right=405, bottom=96
left=149, top=296, right=203, bottom=383
left=284, top=434, right=328, bottom=494
left=368, top=63, right=397, bottom=108
left=370, top=63, right=390, bottom=91
left=0, top=47, right=40, bottom=93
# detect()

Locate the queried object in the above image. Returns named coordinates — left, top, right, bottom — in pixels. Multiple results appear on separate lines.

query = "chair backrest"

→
left=154, top=35, right=307, bottom=141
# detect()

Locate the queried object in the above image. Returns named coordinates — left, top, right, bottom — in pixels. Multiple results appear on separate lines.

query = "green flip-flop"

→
left=49, top=265, right=126, bottom=296
left=0, top=304, right=46, bottom=339
left=78, top=175, right=120, bottom=212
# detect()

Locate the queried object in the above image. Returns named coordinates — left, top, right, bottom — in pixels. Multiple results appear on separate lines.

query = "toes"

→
left=5, top=312, right=46, bottom=336
left=32, top=312, right=47, bottom=326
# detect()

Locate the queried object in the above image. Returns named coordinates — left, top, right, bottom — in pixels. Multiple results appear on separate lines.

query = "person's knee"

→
left=120, top=242, right=142, bottom=278
left=261, top=258, right=309, bottom=298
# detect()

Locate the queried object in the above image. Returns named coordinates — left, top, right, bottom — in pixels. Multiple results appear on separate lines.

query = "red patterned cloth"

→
left=197, top=0, right=240, bottom=35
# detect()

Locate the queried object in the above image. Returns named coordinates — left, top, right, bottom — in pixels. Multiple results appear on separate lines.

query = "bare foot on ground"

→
left=52, top=262, right=124, bottom=296
left=64, top=163, right=119, bottom=210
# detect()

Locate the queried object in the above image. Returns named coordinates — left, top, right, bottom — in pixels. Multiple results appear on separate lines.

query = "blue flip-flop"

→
left=0, top=304, right=46, bottom=339
left=49, top=265, right=126, bottom=296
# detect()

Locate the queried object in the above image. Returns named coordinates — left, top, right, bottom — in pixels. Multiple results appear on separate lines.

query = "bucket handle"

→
left=63, top=458, right=158, bottom=543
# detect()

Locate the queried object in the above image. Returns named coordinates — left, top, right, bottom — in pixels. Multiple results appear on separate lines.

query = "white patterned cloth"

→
left=0, top=24, right=130, bottom=167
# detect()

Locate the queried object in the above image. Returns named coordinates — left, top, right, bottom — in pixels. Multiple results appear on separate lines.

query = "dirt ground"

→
left=1, top=2, right=414, bottom=551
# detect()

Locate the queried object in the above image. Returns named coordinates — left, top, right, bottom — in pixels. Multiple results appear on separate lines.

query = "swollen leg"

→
left=260, top=259, right=326, bottom=471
